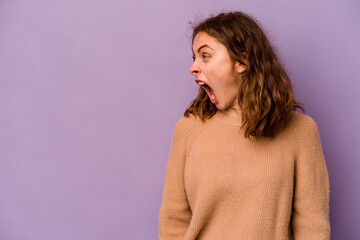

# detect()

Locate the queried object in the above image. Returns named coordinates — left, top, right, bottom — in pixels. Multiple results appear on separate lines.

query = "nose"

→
left=189, top=61, right=200, bottom=77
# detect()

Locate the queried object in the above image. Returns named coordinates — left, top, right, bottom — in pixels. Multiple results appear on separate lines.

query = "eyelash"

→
left=192, top=54, right=209, bottom=61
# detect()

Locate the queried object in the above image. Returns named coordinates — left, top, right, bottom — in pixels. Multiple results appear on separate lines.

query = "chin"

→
left=214, top=103, right=226, bottom=110
left=216, top=102, right=233, bottom=111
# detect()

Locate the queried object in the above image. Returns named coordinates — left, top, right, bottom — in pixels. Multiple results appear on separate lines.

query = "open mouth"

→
left=199, top=83, right=217, bottom=104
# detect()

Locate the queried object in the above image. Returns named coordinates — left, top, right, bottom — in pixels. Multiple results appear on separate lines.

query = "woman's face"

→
left=189, top=31, right=246, bottom=111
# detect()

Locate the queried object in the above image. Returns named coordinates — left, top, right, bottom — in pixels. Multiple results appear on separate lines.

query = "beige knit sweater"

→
left=158, top=110, right=330, bottom=240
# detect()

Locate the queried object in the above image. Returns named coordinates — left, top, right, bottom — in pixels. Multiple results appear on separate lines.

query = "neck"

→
left=213, top=110, right=242, bottom=126
left=219, top=108, right=242, bottom=118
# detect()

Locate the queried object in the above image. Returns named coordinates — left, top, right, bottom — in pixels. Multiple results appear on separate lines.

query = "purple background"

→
left=0, top=0, right=359, bottom=239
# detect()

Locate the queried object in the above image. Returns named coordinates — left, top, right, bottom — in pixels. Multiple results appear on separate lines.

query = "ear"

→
left=235, top=61, right=246, bottom=74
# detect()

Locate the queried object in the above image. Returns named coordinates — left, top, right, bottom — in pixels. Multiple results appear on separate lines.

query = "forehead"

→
left=194, top=32, right=214, bottom=43
left=192, top=32, right=218, bottom=52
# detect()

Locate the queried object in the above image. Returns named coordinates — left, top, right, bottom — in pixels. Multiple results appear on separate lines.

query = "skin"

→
left=189, top=31, right=246, bottom=118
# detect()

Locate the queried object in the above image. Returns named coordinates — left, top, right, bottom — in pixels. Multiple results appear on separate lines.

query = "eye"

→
left=192, top=54, right=209, bottom=62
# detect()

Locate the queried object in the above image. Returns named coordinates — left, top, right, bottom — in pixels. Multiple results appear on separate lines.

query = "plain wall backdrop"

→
left=0, top=0, right=359, bottom=239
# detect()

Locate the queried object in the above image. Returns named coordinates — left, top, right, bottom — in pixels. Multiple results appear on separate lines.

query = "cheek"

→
left=208, top=63, right=230, bottom=81
left=218, top=74, right=239, bottom=99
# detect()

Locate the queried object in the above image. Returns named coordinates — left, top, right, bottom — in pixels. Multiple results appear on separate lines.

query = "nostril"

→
left=190, top=69, right=199, bottom=76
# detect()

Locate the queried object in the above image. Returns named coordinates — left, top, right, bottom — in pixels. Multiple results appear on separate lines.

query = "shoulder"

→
left=286, top=111, right=322, bottom=150
left=289, top=111, right=318, bottom=132
left=171, top=113, right=211, bottom=155
left=171, top=113, right=200, bottom=141
left=175, top=113, right=197, bottom=128
left=173, top=113, right=203, bottom=133
left=289, top=111, right=319, bottom=133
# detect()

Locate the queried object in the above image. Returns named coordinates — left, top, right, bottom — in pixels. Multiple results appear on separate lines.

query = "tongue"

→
left=211, top=89, right=217, bottom=104
left=206, top=88, right=217, bottom=104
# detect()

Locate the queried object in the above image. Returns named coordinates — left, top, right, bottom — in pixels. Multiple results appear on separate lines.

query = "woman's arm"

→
left=158, top=119, right=192, bottom=240
left=292, top=117, right=331, bottom=239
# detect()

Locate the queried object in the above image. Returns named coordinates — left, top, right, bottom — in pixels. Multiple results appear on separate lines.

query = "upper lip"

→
left=195, top=79, right=210, bottom=88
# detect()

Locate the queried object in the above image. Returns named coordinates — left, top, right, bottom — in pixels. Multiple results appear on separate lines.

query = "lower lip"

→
left=210, top=89, right=217, bottom=104
left=202, top=86, right=217, bottom=104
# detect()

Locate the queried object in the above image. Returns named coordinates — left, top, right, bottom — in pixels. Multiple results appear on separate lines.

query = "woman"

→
left=158, top=11, right=330, bottom=240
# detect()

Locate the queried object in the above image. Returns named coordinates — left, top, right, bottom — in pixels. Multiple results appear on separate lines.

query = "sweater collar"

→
left=212, top=110, right=242, bottom=126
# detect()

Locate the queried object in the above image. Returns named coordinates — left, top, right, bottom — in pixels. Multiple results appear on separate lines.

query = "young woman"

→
left=159, top=11, right=330, bottom=240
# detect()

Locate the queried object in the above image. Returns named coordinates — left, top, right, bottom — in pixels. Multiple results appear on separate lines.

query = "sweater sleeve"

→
left=158, top=118, right=192, bottom=240
left=291, top=117, right=331, bottom=239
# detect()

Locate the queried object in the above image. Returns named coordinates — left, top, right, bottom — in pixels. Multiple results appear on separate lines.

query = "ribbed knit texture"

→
left=158, top=110, right=330, bottom=240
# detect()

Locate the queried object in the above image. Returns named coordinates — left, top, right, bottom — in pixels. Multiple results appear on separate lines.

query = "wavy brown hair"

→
left=184, top=11, right=305, bottom=139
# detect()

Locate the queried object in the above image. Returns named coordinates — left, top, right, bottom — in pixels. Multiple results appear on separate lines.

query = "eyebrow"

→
left=192, top=44, right=213, bottom=55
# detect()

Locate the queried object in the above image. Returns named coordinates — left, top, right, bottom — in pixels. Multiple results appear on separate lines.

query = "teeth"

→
left=198, top=82, right=205, bottom=85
